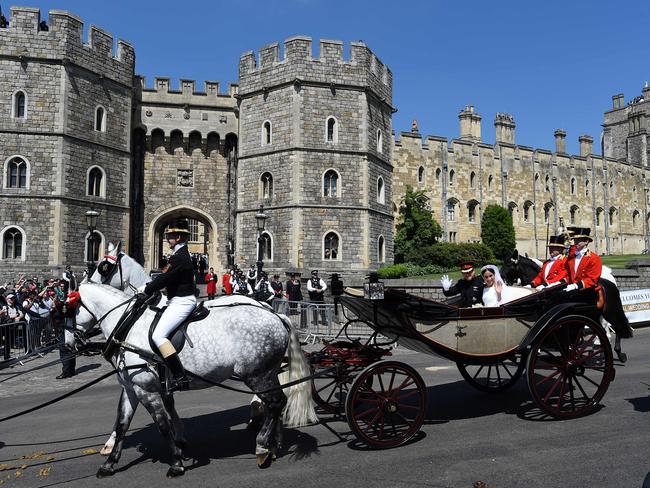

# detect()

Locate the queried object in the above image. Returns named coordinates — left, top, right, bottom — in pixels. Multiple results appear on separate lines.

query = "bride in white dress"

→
left=480, top=265, right=512, bottom=306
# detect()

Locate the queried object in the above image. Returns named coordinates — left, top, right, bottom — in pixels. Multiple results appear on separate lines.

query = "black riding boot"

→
left=163, top=352, right=190, bottom=393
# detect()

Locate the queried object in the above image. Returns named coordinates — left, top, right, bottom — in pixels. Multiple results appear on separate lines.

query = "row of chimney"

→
left=456, top=105, right=593, bottom=156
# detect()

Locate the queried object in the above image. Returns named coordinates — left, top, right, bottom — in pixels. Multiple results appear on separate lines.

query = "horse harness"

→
left=97, top=252, right=126, bottom=290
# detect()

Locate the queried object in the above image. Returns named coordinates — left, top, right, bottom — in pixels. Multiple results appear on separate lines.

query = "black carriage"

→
left=308, top=285, right=615, bottom=448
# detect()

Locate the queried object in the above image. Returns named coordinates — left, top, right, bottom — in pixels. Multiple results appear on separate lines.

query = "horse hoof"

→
left=96, top=466, right=115, bottom=478
left=100, top=444, right=114, bottom=456
left=256, top=452, right=273, bottom=469
left=617, top=352, right=628, bottom=363
left=166, top=465, right=185, bottom=478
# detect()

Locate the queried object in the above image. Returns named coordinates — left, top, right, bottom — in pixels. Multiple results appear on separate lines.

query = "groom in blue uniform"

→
left=137, top=219, right=196, bottom=392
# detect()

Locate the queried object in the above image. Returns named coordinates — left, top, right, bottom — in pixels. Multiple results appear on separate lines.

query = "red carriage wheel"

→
left=345, top=361, right=427, bottom=448
left=311, top=364, right=362, bottom=415
left=526, top=315, right=614, bottom=419
left=457, top=355, right=524, bottom=393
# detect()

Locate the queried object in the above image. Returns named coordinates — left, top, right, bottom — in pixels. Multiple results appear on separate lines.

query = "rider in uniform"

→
left=441, top=261, right=484, bottom=307
left=564, top=227, right=602, bottom=293
left=137, top=219, right=196, bottom=392
left=528, top=235, right=570, bottom=289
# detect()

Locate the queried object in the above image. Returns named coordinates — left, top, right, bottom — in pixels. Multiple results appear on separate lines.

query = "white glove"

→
left=564, top=283, right=578, bottom=292
left=535, top=284, right=545, bottom=291
left=546, top=281, right=561, bottom=288
left=136, top=284, right=146, bottom=293
left=440, top=275, right=453, bottom=291
left=523, top=284, right=532, bottom=289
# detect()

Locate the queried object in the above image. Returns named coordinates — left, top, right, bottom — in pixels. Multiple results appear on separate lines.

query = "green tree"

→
left=394, top=186, right=442, bottom=263
left=481, top=204, right=516, bottom=261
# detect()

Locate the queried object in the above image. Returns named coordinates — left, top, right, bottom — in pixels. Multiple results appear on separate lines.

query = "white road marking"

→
left=425, top=366, right=452, bottom=372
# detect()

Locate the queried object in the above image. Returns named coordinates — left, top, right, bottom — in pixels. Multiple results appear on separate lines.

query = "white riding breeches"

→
left=152, top=294, right=197, bottom=348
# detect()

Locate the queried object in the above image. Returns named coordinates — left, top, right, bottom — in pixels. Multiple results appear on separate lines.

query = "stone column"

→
left=579, top=135, right=594, bottom=157
left=554, top=129, right=566, bottom=154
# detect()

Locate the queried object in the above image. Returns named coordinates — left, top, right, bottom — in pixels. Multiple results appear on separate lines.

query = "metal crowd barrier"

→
left=0, top=316, right=57, bottom=365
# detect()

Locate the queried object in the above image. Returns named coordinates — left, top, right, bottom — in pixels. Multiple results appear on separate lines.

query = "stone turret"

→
left=554, top=129, right=567, bottom=153
left=579, top=134, right=594, bottom=157
left=459, top=105, right=481, bottom=142
left=494, top=112, right=515, bottom=145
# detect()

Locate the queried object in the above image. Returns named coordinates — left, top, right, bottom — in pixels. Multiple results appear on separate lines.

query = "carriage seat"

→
left=148, top=301, right=210, bottom=355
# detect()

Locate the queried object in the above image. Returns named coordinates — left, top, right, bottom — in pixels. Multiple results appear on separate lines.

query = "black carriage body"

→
left=339, top=287, right=601, bottom=365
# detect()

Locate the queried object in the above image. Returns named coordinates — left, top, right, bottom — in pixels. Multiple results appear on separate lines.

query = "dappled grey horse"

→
left=75, top=282, right=316, bottom=477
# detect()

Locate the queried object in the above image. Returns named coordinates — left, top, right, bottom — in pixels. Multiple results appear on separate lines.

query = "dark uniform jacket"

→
left=145, top=245, right=195, bottom=299
left=442, top=276, right=484, bottom=307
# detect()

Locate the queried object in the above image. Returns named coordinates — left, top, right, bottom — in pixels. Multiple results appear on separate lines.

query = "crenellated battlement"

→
left=0, top=6, right=134, bottom=84
left=138, top=76, right=239, bottom=99
left=238, top=36, right=392, bottom=104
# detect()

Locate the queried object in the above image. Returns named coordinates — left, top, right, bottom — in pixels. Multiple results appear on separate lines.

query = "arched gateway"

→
left=148, top=206, right=221, bottom=273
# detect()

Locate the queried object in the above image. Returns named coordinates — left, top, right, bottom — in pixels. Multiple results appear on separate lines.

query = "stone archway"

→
left=148, top=206, right=221, bottom=274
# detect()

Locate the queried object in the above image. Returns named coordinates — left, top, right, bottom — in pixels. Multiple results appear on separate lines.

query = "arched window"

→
left=326, top=117, right=338, bottom=143
left=151, top=129, right=165, bottom=153
left=262, top=121, right=272, bottom=146
left=323, top=169, right=339, bottom=198
left=12, top=91, right=26, bottom=119
left=376, top=129, right=383, bottom=154
left=94, top=105, right=106, bottom=132
left=323, top=231, right=340, bottom=260
left=488, top=174, right=493, bottom=191
left=377, top=176, right=385, bottom=204
left=87, top=166, right=105, bottom=197
left=260, top=172, right=274, bottom=199
left=188, top=131, right=202, bottom=154
left=570, top=205, right=579, bottom=224
left=206, top=132, right=220, bottom=155
left=545, top=174, right=550, bottom=192
left=534, top=173, right=539, bottom=189
left=377, top=235, right=385, bottom=263
left=435, top=168, right=441, bottom=184
left=508, top=202, right=518, bottom=221
left=596, top=207, right=603, bottom=226
left=633, top=186, right=638, bottom=202
left=468, top=200, right=479, bottom=223
left=609, top=207, right=617, bottom=226
left=470, top=171, right=476, bottom=189
left=544, top=202, right=553, bottom=224
left=585, top=180, right=590, bottom=197
left=570, top=177, right=576, bottom=195
left=523, top=201, right=533, bottom=223
left=170, top=130, right=184, bottom=154
left=1, top=227, right=24, bottom=260
left=633, top=210, right=640, bottom=228
left=85, top=230, right=104, bottom=263
left=446, top=199, right=457, bottom=222
left=5, top=156, right=28, bottom=189
left=449, top=169, right=455, bottom=186
left=418, top=166, right=425, bottom=184
left=259, top=232, right=272, bottom=261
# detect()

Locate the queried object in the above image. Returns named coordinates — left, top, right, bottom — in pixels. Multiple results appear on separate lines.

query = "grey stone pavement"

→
left=1, top=330, right=650, bottom=488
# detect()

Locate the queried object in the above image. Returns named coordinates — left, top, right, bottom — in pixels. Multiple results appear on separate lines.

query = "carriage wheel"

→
left=311, top=364, right=361, bottom=415
left=345, top=361, right=427, bottom=448
left=457, top=355, right=524, bottom=393
left=526, top=315, right=614, bottom=419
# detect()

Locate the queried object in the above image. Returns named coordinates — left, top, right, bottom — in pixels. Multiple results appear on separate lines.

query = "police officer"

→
left=137, top=219, right=196, bottom=392
left=440, top=261, right=484, bottom=307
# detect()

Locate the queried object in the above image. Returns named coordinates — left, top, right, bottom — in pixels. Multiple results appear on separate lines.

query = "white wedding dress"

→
left=480, top=264, right=512, bottom=306
left=482, top=286, right=501, bottom=307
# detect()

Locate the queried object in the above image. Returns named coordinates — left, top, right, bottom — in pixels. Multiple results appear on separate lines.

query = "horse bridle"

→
left=97, top=252, right=126, bottom=291
left=73, top=283, right=137, bottom=341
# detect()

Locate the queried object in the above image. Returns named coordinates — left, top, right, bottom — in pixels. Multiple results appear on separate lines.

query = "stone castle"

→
left=0, top=6, right=648, bottom=281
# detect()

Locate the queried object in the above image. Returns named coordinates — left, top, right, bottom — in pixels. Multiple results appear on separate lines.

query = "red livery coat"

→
left=221, top=273, right=232, bottom=295
left=531, top=255, right=569, bottom=287
left=205, top=273, right=217, bottom=295
left=567, top=250, right=602, bottom=290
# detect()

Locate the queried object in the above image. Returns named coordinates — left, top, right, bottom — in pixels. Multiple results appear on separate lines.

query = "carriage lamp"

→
left=255, top=205, right=268, bottom=279
left=85, top=209, right=100, bottom=275
left=364, top=272, right=385, bottom=300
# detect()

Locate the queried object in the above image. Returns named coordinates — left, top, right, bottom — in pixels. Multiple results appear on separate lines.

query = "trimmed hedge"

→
left=377, top=263, right=445, bottom=279
left=404, top=242, right=495, bottom=269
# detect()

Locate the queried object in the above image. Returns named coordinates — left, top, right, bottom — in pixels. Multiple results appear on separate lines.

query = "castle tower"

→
left=459, top=105, right=481, bottom=141
left=604, top=85, right=649, bottom=166
left=0, top=7, right=134, bottom=279
left=237, top=38, right=394, bottom=276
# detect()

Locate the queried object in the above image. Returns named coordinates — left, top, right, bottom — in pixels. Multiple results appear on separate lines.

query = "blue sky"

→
left=7, top=0, right=649, bottom=154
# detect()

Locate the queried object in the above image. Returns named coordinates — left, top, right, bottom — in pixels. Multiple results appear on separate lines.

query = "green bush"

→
left=376, top=262, right=446, bottom=279
left=406, top=242, right=495, bottom=269
left=394, top=186, right=443, bottom=263
left=481, top=204, right=516, bottom=261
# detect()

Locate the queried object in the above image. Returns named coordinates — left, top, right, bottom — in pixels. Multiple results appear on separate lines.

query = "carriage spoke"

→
left=495, top=364, right=502, bottom=385
left=542, top=373, right=564, bottom=403
left=501, top=362, right=514, bottom=378
left=355, top=406, right=380, bottom=420
left=579, top=374, right=602, bottom=389
left=568, top=376, right=576, bottom=411
left=377, top=372, right=386, bottom=394
left=556, top=375, right=568, bottom=410
left=396, top=389, right=420, bottom=402
left=471, top=365, right=485, bottom=380
left=536, top=368, right=561, bottom=387
left=394, top=411, right=415, bottom=430
left=316, top=379, right=338, bottom=394
left=575, top=347, right=605, bottom=365
left=486, top=365, right=492, bottom=385
left=388, top=369, right=397, bottom=392
left=572, top=375, right=590, bottom=401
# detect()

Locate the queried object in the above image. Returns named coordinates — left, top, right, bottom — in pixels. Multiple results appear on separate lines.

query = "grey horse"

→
left=75, top=282, right=316, bottom=477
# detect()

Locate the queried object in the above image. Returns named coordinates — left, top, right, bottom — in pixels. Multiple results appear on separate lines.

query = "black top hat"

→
left=571, top=227, right=593, bottom=242
left=165, top=218, right=191, bottom=235
left=547, top=235, right=566, bottom=248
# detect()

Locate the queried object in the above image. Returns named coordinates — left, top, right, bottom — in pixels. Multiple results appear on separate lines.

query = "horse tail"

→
left=279, top=314, right=318, bottom=428
left=600, top=278, right=633, bottom=339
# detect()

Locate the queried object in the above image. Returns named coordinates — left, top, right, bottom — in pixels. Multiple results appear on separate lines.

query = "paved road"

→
left=1, top=330, right=650, bottom=488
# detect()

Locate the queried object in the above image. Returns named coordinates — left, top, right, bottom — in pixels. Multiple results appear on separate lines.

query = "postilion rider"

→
left=135, top=219, right=197, bottom=392
left=527, top=235, right=569, bottom=290
left=440, top=261, right=484, bottom=307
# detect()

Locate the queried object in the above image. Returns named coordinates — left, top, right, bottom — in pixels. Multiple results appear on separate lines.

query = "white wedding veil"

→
left=480, top=264, right=504, bottom=286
